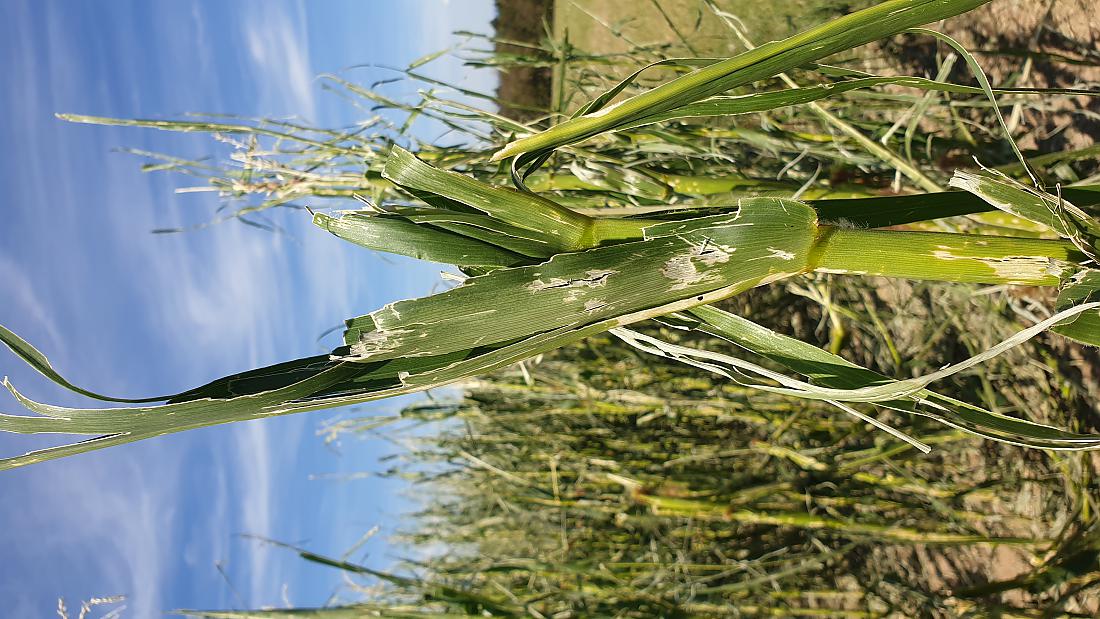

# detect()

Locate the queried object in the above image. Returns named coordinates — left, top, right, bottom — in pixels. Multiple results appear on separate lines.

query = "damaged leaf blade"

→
left=1053, top=270, right=1100, bottom=346
left=681, top=305, right=1100, bottom=449
left=951, top=170, right=1100, bottom=258
left=342, top=199, right=819, bottom=361
left=314, top=211, right=530, bottom=268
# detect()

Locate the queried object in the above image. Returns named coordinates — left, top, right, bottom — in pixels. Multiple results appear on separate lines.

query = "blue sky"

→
left=0, top=1, right=497, bottom=616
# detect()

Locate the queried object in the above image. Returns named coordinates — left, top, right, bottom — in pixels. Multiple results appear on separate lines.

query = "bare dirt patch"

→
left=910, top=0, right=1100, bottom=153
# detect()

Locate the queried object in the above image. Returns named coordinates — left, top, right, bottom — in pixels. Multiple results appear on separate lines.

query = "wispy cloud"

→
left=0, top=446, right=180, bottom=617
left=240, top=2, right=317, bottom=121
left=0, top=0, right=331, bottom=613
left=0, top=256, right=62, bottom=348
left=233, top=421, right=275, bottom=598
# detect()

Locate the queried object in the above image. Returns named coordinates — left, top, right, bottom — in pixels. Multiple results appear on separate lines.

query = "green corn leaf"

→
left=405, top=45, right=455, bottom=70
left=677, top=305, right=1100, bottom=450
left=0, top=324, right=168, bottom=404
left=951, top=170, right=1100, bottom=259
left=342, top=198, right=820, bottom=360
left=0, top=197, right=820, bottom=469
left=571, top=57, right=725, bottom=118
left=617, top=76, right=1100, bottom=131
left=0, top=307, right=686, bottom=469
left=567, top=160, right=671, bottom=200
left=681, top=301, right=1098, bottom=405
left=809, top=186, right=1100, bottom=229
left=492, top=0, right=992, bottom=162
left=314, top=212, right=531, bottom=268
left=1052, top=270, right=1100, bottom=346
left=401, top=213, right=556, bottom=260
left=582, top=185, right=1100, bottom=230
left=0, top=361, right=360, bottom=468
left=318, top=203, right=558, bottom=263
left=384, top=146, right=593, bottom=251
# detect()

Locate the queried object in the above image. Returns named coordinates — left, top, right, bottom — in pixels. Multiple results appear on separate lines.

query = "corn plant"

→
left=176, top=314, right=1100, bottom=617
left=2, top=0, right=1100, bottom=472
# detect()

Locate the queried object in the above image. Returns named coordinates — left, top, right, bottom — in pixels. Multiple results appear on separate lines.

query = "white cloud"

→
left=0, top=1, right=333, bottom=613
left=233, top=420, right=275, bottom=598
left=0, top=255, right=63, bottom=348
left=3, top=446, right=179, bottom=617
left=240, top=2, right=317, bottom=121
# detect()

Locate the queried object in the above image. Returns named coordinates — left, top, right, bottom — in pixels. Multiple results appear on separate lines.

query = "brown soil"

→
left=897, top=10, right=1100, bottom=612
left=902, top=0, right=1100, bottom=154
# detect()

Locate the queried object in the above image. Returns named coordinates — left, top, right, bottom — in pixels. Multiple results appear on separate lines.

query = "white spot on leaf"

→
left=584, top=299, right=607, bottom=312
left=766, top=247, right=796, bottom=260
left=527, top=269, right=617, bottom=292
left=351, top=328, right=414, bottom=357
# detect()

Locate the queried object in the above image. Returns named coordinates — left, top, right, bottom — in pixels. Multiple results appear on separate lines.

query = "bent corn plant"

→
left=2, top=0, right=1100, bottom=469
